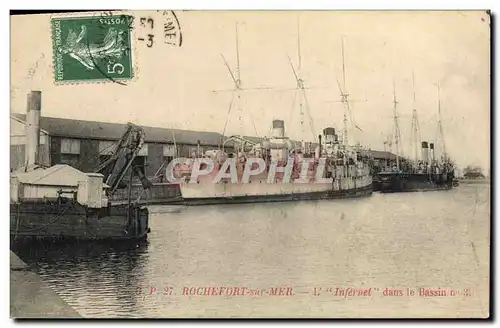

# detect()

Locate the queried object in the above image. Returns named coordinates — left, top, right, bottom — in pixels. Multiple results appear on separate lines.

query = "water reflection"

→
left=13, top=241, right=150, bottom=317
left=11, top=185, right=491, bottom=318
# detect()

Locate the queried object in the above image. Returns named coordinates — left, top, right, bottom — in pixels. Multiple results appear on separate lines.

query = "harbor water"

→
left=13, top=185, right=490, bottom=318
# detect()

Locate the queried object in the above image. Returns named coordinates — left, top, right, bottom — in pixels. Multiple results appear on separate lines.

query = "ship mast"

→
left=436, top=82, right=448, bottom=162
left=392, top=79, right=402, bottom=170
left=409, top=69, right=422, bottom=164
left=332, top=36, right=364, bottom=149
left=234, top=23, right=244, bottom=137
left=340, top=36, right=349, bottom=146
left=235, top=23, right=241, bottom=91
left=297, top=17, right=305, bottom=141
left=216, top=22, right=268, bottom=151
left=286, top=16, right=317, bottom=143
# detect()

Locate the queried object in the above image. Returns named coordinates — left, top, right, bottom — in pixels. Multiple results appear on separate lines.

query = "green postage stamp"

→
left=51, top=14, right=134, bottom=83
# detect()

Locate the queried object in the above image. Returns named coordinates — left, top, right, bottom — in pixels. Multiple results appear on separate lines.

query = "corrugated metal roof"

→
left=11, top=114, right=225, bottom=146
left=10, top=114, right=396, bottom=159
left=10, top=114, right=308, bottom=149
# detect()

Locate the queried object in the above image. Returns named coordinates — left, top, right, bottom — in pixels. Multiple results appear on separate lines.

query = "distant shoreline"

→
left=457, top=178, right=490, bottom=185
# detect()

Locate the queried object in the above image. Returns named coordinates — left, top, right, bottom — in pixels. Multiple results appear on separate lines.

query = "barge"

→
left=10, top=91, right=151, bottom=243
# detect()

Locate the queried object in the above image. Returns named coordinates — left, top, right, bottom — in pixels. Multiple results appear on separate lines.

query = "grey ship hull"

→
left=377, top=172, right=455, bottom=193
left=179, top=184, right=373, bottom=205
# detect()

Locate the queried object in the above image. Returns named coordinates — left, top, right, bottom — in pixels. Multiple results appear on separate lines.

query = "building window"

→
left=61, top=138, right=81, bottom=154
left=99, top=140, right=116, bottom=155
left=60, top=138, right=80, bottom=167
left=60, top=154, right=80, bottom=168
left=133, top=156, right=146, bottom=167
left=98, top=140, right=116, bottom=166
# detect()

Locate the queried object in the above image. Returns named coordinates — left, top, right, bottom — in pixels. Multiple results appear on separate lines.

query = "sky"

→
left=10, top=10, right=490, bottom=170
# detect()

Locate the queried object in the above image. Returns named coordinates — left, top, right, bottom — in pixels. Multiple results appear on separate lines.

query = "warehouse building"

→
left=10, top=114, right=399, bottom=178
left=10, top=113, right=233, bottom=178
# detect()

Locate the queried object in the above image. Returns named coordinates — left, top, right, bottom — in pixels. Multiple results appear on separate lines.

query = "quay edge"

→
left=10, top=251, right=81, bottom=319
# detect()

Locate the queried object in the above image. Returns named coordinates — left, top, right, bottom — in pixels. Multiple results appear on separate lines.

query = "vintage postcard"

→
left=9, top=10, right=490, bottom=318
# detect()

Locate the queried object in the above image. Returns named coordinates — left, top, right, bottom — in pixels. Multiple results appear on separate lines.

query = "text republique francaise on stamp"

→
left=51, top=14, right=135, bottom=83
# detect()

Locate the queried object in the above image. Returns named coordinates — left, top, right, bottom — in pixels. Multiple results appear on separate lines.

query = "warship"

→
left=172, top=28, right=372, bottom=204
left=377, top=142, right=455, bottom=193
left=376, top=77, right=456, bottom=193
left=175, top=122, right=372, bottom=205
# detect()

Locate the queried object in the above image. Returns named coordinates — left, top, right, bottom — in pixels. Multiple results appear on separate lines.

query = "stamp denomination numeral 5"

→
left=107, top=62, right=125, bottom=74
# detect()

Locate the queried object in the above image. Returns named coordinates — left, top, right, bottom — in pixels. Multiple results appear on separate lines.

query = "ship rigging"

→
left=391, top=79, right=403, bottom=171
left=325, top=36, right=368, bottom=151
left=375, top=74, right=456, bottom=193
left=409, top=70, right=422, bottom=164
left=173, top=18, right=373, bottom=205
left=214, top=22, right=271, bottom=153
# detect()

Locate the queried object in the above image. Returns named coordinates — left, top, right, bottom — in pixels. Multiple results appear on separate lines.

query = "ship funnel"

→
left=421, top=141, right=429, bottom=164
left=272, top=119, right=285, bottom=138
left=318, top=134, right=322, bottom=157
left=323, top=127, right=338, bottom=144
left=25, top=91, right=42, bottom=166
left=429, top=143, right=435, bottom=162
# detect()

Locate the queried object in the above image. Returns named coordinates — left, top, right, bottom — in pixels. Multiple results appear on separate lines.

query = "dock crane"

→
left=94, top=123, right=153, bottom=197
